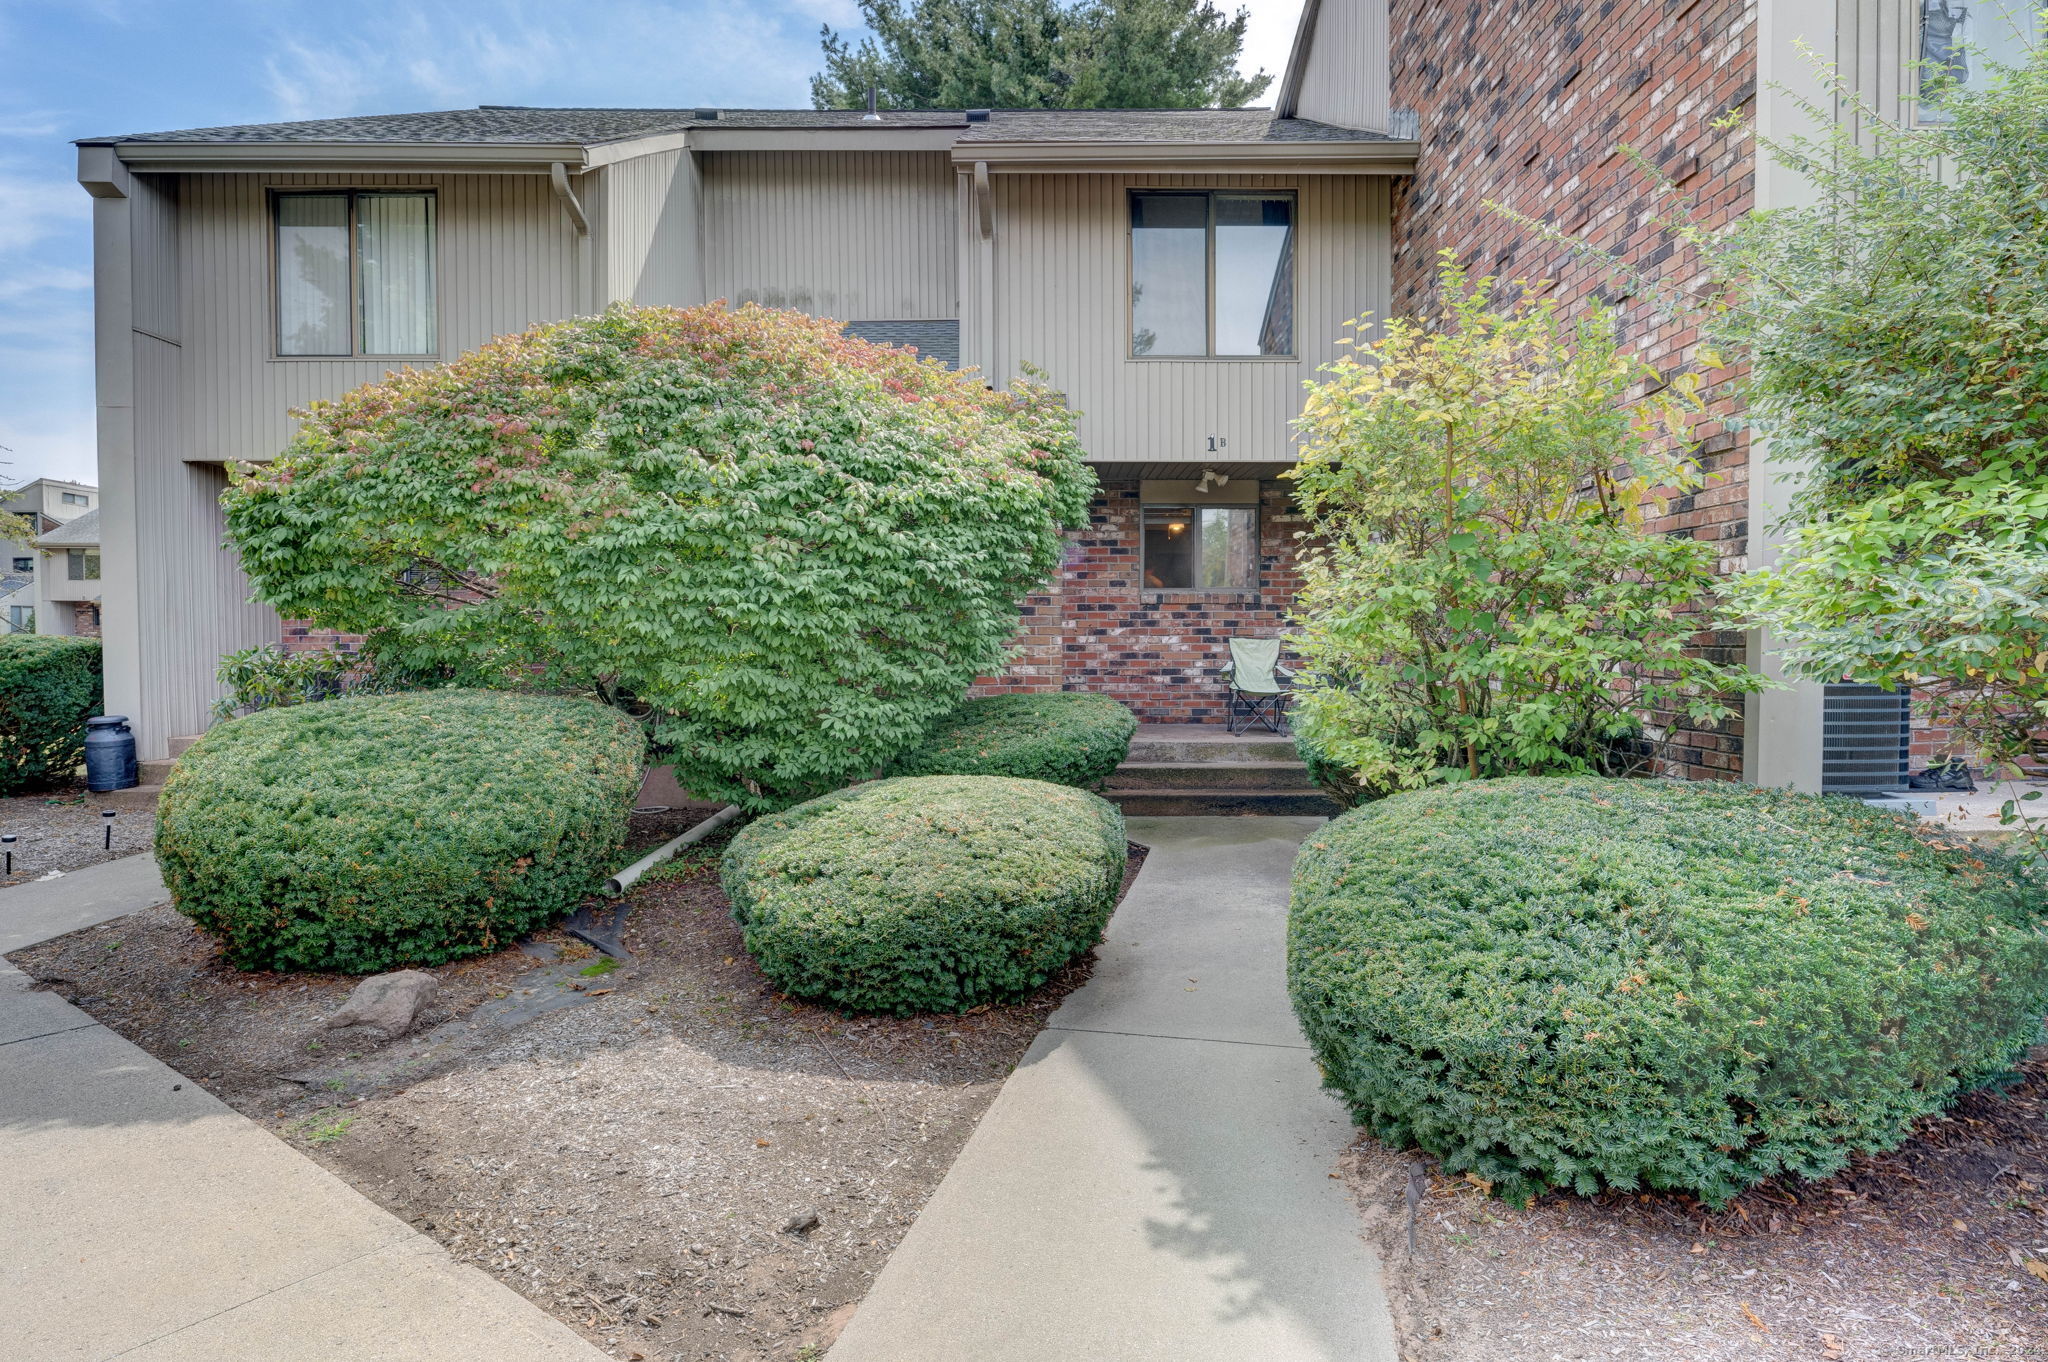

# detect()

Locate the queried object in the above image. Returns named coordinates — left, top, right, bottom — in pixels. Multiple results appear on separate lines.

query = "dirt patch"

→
left=0, top=786, right=155, bottom=887
left=9, top=820, right=1147, bottom=1362
left=1347, top=1048, right=2048, bottom=1360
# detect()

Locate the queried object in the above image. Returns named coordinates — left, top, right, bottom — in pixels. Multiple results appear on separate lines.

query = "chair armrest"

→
left=1275, top=665, right=1298, bottom=682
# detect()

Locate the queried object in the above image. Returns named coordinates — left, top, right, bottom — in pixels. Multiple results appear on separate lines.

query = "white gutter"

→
left=99, top=140, right=591, bottom=174
left=604, top=804, right=744, bottom=895
left=549, top=161, right=589, bottom=235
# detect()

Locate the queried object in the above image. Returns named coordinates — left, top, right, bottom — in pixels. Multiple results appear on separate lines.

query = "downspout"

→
left=973, top=161, right=996, bottom=383
left=550, top=161, right=594, bottom=314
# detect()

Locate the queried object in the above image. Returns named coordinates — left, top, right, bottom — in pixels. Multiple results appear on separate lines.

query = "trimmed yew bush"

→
left=224, top=303, right=1094, bottom=812
left=158, top=690, right=644, bottom=973
left=0, top=635, right=102, bottom=794
left=1289, top=777, right=2048, bottom=1207
left=722, top=775, right=1126, bottom=1014
left=888, top=693, right=1137, bottom=788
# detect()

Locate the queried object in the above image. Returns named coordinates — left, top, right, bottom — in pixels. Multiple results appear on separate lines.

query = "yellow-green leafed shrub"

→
left=888, top=693, right=1137, bottom=789
left=0, top=635, right=102, bottom=794
left=722, top=775, right=1126, bottom=1014
left=158, top=690, right=645, bottom=973
left=1289, top=777, right=2048, bottom=1208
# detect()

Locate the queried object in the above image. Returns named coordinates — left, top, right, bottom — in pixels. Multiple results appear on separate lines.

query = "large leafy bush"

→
left=1287, top=259, right=1762, bottom=801
left=1289, top=777, right=2048, bottom=1207
left=0, top=635, right=102, bottom=794
left=224, top=303, right=1094, bottom=812
left=887, top=692, right=1137, bottom=788
left=722, top=774, right=1126, bottom=1014
left=158, top=690, right=644, bottom=973
left=1703, top=47, right=2048, bottom=779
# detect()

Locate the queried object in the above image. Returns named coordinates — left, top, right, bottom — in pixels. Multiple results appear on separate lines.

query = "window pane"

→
left=277, top=194, right=351, bottom=356
left=1131, top=193, right=1208, bottom=357
left=1214, top=195, right=1294, bottom=356
left=1142, top=505, right=1257, bottom=588
left=358, top=193, right=436, bottom=356
left=1197, top=507, right=1257, bottom=587
left=1142, top=506, right=1198, bottom=587
left=1921, top=0, right=2038, bottom=111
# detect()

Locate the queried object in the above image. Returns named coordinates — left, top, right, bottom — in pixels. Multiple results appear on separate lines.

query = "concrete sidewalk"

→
left=0, top=856, right=608, bottom=1362
left=828, top=817, right=1397, bottom=1362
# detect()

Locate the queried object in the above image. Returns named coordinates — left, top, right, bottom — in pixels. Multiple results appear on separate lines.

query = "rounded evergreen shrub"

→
left=722, top=775, right=1127, bottom=1014
left=158, top=690, right=645, bottom=973
left=0, top=635, right=102, bottom=794
left=1289, top=777, right=2048, bottom=1207
left=888, top=693, right=1137, bottom=788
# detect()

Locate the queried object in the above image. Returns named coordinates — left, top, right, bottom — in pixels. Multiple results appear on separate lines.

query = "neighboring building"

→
left=33, top=508, right=103, bottom=637
left=72, top=0, right=2027, bottom=784
left=0, top=478, right=99, bottom=637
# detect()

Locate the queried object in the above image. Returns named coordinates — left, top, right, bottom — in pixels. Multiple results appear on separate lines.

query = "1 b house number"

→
left=1205, top=435, right=1228, bottom=453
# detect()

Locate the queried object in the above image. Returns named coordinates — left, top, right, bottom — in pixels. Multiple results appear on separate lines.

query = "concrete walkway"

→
left=0, top=855, right=607, bottom=1362
left=829, top=817, right=1397, bottom=1362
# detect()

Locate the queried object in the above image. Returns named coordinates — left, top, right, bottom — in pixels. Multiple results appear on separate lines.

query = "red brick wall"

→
left=972, top=479, right=1306, bottom=723
left=71, top=603, right=101, bottom=638
left=1389, top=0, right=1758, bottom=780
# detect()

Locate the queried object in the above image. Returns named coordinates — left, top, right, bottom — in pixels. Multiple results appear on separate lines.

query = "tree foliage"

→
left=1702, top=43, right=2048, bottom=775
left=1287, top=257, right=1762, bottom=801
left=811, top=0, right=1270, bottom=110
left=224, top=304, right=1094, bottom=811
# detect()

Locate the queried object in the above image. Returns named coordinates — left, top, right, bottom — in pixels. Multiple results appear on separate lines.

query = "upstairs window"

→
left=59, top=492, right=88, bottom=506
left=11, top=557, right=29, bottom=572
left=1920, top=1, right=2040, bottom=117
left=275, top=191, right=437, bottom=357
left=1130, top=190, right=1295, bottom=358
left=67, top=549, right=100, bottom=582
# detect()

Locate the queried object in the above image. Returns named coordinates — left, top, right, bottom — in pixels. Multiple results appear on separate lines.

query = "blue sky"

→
left=0, top=0, right=1300, bottom=486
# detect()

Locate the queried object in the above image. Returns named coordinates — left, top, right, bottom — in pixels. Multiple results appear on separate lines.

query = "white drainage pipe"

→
left=604, top=804, right=744, bottom=895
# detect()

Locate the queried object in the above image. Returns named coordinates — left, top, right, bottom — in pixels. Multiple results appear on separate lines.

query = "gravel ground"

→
left=0, top=786, right=155, bottom=887
left=10, top=818, right=1147, bottom=1362
left=1346, top=1047, right=2048, bottom=1360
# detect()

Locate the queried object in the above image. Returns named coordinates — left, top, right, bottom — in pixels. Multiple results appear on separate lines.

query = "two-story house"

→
left=76, top=0, right=2027, bottom=789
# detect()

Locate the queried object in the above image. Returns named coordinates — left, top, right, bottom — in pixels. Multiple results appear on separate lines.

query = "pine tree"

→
left=810, top=0, right=1271, bottom=110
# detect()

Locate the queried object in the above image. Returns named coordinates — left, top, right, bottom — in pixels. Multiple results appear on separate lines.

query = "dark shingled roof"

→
left=89, top=105, right=1396, bottom=147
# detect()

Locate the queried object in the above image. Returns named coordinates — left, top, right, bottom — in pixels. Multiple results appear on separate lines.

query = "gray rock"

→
left=326, top=970, right=440, bottom=1038
left=781, top=1210, right=821, bottom=1236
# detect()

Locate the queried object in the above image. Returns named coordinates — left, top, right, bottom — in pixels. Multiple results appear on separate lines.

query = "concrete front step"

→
left=1103, top=787, right=1339, bottom=817
left=1125, top=736, right=1298, bottom=764
left=1112, top=760, right=1318, bottom=792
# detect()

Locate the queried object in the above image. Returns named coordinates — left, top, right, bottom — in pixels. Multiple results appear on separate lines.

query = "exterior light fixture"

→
left=101, top=809, right=116, bottom=850
left=3, top=833, right=15, bottom=876
left=1196, top=469, right=1230, bottom=494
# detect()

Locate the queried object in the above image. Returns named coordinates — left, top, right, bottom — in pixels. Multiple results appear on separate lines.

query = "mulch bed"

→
left=0, top=786, right=155, bottom=887
left=8, top=813, right=1146, bottom=1362
left=1346, top=1046, right=2048, bottom=1360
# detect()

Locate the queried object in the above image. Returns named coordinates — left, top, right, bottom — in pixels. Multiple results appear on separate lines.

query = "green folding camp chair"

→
left=1219, top=636, right=1293, bottom=735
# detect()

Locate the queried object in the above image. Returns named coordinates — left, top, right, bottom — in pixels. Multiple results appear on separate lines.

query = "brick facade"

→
left=972, top=478, right=1305, bottom=723
left=70, top=602, right=101, bottom=638
left=1387, top=0, right=1760, bottom=780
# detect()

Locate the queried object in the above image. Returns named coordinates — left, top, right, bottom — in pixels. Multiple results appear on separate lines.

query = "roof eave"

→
left=98, top=140, right=594, bottom=174
left=951, top=138, right=1417, bottom=174
left=1273, top=0, right=1324, bottom=120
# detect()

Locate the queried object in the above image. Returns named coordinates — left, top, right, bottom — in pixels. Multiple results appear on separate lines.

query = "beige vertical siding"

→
left=1835, top=0, right=1919, bottom=131
left=700, top=151, right=956, bottom=319
left=1293, top=0, right=1393, bottom=131
left=987, top=172, right=1391, bottom=464
left=595, top=149, right=704, bottom=307
left=130, top=174, right=179, bottom=341
left=179, top=171, right=584, bottom=464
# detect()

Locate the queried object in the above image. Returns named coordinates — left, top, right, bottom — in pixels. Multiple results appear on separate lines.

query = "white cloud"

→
left=1230, top=0, right=1306, bottom=92
left=0, top=168, right=90, bottom=256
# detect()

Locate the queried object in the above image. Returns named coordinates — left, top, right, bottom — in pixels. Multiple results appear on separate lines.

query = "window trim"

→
left=67, top=549, right=101, bottom=582
left=269, top=187, right=442, bottom=362
left=1138, top=500, right=1261, bottom=592
left=1126, top=188, right=1298, bottom=362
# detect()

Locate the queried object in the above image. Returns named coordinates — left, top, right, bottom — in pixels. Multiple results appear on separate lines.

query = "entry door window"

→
left=1142, top=504, right=1258, bottom=589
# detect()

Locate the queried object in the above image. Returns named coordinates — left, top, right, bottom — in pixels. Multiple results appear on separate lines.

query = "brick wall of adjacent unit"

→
left=972, top=479, right=1306, bottom=723
left=70, top=603, right=101, bottom=638
left=1388, top=0, right=1759, bottom=780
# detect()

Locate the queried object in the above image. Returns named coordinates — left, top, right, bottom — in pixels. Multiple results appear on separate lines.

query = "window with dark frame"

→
left=1141, top=503, right=1259, bottom=589
left=67, top=549, right=99, bottom=582
left=275, top=190, right=438, bottom=357
left=10, top=557, right=29, bottom=572
left=1130, top=190, right=1295, bottom=358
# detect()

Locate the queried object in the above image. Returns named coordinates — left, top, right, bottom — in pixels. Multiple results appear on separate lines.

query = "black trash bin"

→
left=85, top=715, right=139, bottom=792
